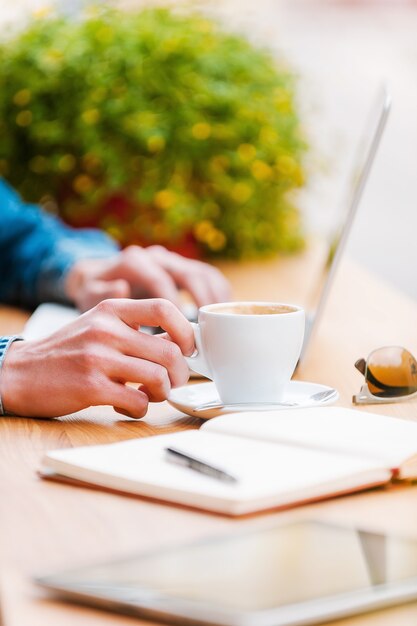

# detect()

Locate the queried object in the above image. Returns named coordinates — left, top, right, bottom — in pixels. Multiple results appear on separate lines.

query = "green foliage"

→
left=0, top=6, right=306, bottom=258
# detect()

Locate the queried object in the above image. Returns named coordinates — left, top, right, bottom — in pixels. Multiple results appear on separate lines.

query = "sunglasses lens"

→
left=365, top=347, right=417, bottom=398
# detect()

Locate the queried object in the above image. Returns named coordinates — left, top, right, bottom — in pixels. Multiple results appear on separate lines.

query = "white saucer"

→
left=168, top=381, right=339, bottom=419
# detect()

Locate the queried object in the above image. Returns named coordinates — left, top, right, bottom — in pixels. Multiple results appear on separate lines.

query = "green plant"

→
left=0, top=5, right=306, bottom=258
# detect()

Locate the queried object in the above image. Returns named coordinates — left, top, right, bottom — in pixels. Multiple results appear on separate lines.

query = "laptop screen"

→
left=299, top=86, right=391, bottom=363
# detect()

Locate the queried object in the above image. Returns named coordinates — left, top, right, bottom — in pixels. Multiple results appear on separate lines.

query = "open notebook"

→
left=40, top=407, right=417, bottom=516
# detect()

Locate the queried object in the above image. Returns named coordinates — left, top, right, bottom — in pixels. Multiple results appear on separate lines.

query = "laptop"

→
left=24, top=88, right=391, bottom=366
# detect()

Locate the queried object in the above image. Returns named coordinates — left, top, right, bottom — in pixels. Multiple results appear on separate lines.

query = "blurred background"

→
left=1, top=0, right=417, bottom=300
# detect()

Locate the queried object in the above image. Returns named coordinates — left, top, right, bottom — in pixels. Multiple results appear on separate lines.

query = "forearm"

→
left=0, top=179, right=119, bottom=308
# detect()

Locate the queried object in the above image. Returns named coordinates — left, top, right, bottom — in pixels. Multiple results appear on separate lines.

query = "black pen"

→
left=165, top=447, right=238, bottom=484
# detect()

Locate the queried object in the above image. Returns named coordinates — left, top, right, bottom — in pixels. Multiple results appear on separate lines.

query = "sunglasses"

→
left=353, top=346, right=417, bottom=405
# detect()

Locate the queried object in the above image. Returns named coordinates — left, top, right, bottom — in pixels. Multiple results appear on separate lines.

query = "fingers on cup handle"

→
left=104, top=298, right=195, bottom=356
left=185, top=323, right=212, bottom=379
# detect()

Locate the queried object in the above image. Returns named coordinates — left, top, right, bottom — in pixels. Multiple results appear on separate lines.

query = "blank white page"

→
left=203, top=407, right=417, bottom=472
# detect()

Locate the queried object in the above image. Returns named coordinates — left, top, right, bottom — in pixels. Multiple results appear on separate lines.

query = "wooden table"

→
left=1, top=250, right=417, bottom=626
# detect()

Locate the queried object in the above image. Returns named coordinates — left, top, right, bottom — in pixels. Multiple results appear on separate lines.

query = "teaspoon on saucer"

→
left=193, top=388, right=337, bottom=413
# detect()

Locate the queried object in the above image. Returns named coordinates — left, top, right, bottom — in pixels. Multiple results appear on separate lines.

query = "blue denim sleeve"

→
left=0, top=179, right=119, bottom=308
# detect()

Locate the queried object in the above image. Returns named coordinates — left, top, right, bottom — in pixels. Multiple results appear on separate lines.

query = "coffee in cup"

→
left=206, top=303, right=298, bottom=316
left=185, top=301, right=305, bottom=404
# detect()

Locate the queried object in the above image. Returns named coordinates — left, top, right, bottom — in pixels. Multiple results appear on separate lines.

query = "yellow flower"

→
left=82, top=109, right=100, bottom=125
left=192, top=122, right=211, bottom=140
left=237, top=143, right=256, bottom=162
left=194, top=220, right=214, bottom=241
left=147, top=135, right=166, bottom=153
left=230, top=182, right=253, bottom=204
left=154, top=189, right=176, bottom=210
left=16, top=110, right=32, bottom=127
left=13, top=89, right=31, bottom=107
left=206, top=229, right=226, bottom=251
left=259, top=126, right=278, bottom=145
left=276, top=154, right=297, bottom=176
left=291, top=164, right=305, bottom=186
left=251, top=160, right=273, bottom=181
left=58, top=154, right=76, bottom=172
left=210, top=155, right=229, bottom=173
left=73, top=175, right=94, bottom=194
left=194, top=221, right=226, bottom=250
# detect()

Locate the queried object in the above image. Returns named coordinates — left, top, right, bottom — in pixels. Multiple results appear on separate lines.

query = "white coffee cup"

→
left=185, top=302, right=305, bottom=404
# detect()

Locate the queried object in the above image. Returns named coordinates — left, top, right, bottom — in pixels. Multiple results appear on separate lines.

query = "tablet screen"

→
left=38, top=521, right=417, bottom=614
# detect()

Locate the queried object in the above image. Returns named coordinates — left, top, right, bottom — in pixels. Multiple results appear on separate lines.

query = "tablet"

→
left=36, top=520, right=417, bottom=626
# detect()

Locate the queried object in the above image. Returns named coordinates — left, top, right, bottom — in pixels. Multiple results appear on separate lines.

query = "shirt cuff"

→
left=0, top=335, right=24, bottom=416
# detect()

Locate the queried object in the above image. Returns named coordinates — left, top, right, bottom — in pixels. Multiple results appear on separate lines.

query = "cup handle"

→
left=185, top=323, right=212, bottom=380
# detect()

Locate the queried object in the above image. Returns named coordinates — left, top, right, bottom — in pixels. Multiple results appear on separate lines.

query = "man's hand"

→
left=1, top=299, right=194, bottom=418
left=65, top=245, right=231, bottom=312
